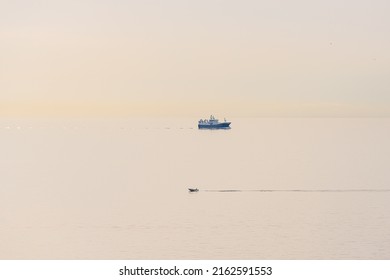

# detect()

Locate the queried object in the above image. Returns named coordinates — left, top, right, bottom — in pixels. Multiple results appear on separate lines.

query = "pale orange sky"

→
left=1, top=0, right=390, bottom=117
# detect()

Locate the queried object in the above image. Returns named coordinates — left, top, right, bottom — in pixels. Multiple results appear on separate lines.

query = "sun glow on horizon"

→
left=1, top=1, right=390, bottom=117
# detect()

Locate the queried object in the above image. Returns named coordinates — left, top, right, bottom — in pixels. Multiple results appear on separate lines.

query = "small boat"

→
left=198, top=115, right=231, bottom=129
left=188, top=188, right=199, bottom=192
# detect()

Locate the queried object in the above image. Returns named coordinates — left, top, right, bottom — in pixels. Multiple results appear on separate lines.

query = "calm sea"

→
left=1, top=118, right=390, bottom=259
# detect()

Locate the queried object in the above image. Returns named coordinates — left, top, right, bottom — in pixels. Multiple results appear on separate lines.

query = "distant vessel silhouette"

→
left=188, top=188, right=199, bottom=192
left=198, top=115, right=231, bottom=129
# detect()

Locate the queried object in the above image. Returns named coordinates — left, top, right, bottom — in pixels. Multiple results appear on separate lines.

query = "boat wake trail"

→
left=203, top=189, right=390, bottom=193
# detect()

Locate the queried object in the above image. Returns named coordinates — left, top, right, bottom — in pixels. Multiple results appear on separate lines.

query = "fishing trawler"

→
left=198, top=115, right=231, bottom=129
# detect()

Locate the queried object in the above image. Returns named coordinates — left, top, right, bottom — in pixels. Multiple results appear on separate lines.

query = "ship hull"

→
left=198, top=122, right=231, bottom=129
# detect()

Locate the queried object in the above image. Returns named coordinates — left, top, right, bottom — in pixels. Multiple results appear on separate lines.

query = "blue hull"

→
left=198, top=122, right=231, bottom=129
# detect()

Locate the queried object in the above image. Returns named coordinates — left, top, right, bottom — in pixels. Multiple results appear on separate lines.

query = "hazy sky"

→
left=1, top=0, right=390, bottom=117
